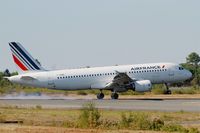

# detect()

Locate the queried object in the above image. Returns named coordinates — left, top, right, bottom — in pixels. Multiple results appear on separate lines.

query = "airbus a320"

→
left=6, top=42, right=192, bottom=99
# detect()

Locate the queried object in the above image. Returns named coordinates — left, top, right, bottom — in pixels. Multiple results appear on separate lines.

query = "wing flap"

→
left=106, top=71, right=135, bottom=89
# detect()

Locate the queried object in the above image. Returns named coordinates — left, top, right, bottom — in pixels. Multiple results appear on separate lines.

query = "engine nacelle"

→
left=133, top=80, right=152, bottom=92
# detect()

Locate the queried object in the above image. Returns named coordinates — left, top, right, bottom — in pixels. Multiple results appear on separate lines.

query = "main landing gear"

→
left=164, top=83, right=172, bottom=94
left=96, top=90, right=119, bottom=100
left=110, top=89, right=119, bottom=100
left=97, top=89, right=104, bottom=99
left=111, top=92, right=119, bottom=100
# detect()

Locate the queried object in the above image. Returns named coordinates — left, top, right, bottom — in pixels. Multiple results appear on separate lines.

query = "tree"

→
left=186, top=52, right=200, bottom=86
left=186, top=52, right=200, bottom=65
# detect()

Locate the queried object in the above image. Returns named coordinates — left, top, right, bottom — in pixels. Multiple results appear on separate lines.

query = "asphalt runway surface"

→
left=0, top=99, right=200, bottom=112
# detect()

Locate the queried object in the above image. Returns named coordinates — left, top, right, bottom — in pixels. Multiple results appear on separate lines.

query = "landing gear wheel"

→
left=111, top=93, right=119, bottom=100
left=97, top=93, right=104, bottom=99
left=164, top=90, right=172, bottom=95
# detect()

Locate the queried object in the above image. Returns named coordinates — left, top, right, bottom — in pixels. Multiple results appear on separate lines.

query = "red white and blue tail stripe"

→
left=9, top=42, right=45, bottom=72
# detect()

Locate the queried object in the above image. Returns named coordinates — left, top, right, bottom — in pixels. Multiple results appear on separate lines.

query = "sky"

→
left=0, top=0, right=200, bottom=71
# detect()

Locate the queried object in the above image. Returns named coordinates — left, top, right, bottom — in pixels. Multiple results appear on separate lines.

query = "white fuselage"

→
left=9, top=62, right=192, bottom=92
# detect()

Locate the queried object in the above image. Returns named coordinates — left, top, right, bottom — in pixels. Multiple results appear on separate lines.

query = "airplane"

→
left=6, top=42, right=192, bottom=99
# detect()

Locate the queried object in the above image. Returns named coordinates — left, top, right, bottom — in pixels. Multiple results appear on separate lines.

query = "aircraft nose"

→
left=186, top=70, right=192, bottom=79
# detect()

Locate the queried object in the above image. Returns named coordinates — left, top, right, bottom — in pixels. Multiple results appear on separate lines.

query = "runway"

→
left=0, top=99, right=200, bottom=112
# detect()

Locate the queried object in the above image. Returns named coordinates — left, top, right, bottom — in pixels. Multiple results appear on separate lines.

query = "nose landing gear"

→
left=164, top=83, right=172, bottom=94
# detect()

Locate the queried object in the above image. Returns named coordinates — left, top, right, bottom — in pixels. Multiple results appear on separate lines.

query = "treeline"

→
left=180, top=52, right=200, bottom=86
left=0, top=52, right=199, bottom=94
left=0, top=71, right=18, bottom=94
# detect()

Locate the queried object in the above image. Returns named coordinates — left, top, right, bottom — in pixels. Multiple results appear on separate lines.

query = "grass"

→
left=78, top=102, right=101, bottom=128
left=152, top=86, right=200, bottom=95
left=172, top=87, right=200, bottom=94
left=0, top=105, right=200, bottom=132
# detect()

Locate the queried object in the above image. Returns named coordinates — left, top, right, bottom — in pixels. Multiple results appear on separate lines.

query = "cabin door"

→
left=168, top=69, right=175, bottom=81
left=48, top=77, right=56, bottom=89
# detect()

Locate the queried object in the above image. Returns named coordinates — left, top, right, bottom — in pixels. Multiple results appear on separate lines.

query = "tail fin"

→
left=9, top=42, right=45, bottom=72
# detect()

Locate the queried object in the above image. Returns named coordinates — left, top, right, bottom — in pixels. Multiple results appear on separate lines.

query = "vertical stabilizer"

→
left=9, top=42, right=45, bottom=72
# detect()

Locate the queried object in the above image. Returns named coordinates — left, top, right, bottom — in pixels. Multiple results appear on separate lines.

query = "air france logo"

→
left=131, top=65, right=165, bottom=71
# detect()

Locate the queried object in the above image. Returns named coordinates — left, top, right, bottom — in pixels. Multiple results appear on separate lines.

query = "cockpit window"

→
left=179, top=67, right=184, bottom=70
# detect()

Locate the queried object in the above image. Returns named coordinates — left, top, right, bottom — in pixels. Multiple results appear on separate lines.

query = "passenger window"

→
left=179, top=67, right=184, bottom=70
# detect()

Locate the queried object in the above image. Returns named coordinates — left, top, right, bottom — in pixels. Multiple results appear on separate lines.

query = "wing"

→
left=105, top=71, right=135, bottom=89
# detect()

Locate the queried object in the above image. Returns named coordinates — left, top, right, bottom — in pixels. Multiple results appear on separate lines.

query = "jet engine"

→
left=132, top=80, right=152, bottom=92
